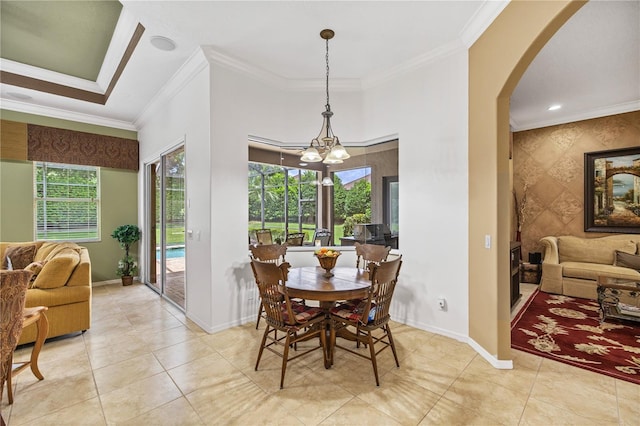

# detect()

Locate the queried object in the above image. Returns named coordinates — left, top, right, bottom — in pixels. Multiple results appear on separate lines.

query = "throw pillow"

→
left=23, top=260, right=47, bottom=285
left=614, top=250, right=640, bottom=271
left=1, top=244, right=37, bottom=270
left=31, top=249, right=80, bottom=289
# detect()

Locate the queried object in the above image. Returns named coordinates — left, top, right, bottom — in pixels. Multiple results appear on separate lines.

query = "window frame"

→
left=33, top=161, right=101, bottom=242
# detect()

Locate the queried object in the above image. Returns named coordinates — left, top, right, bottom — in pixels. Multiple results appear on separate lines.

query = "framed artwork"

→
left=584, top=147, right=640, bottom=233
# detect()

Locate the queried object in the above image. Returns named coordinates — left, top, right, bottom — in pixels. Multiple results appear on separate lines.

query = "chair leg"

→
left=281, top=333, right=292, bottom=389
left=367, top=331, right=380, bottom=386
left=255, top=325, right=270, bottom=370
left=6, top=354, right=13, bottom=404
left=386, top=325, right=400, bottom=367
left=256, top=303, right=263, bottom=329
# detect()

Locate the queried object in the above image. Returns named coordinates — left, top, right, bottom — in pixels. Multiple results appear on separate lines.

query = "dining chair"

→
left=255, top=229, right=273, bottom=245
left=312, top=229, right=332, bottom=246
left=354, top=242, right=391, bottom=270
left=1, top=270, right=31, bottom=409
left=284, top=232, right=305, bottom=246
left=249, top=244, right=288, bottom=329
left=329, top=255, right=402, bottom=386
left=250, top=259, right=327, bottom=389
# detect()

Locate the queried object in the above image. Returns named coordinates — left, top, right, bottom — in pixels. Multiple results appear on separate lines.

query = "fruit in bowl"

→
left=314, top=247, right=340, bottom=258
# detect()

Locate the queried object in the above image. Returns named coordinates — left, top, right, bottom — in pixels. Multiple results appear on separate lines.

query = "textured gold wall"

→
left=513, top=110, right=640, bottom=258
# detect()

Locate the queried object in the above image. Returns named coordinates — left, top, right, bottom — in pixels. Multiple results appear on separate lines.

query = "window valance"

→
left=27, top=124, right=138, bottom=171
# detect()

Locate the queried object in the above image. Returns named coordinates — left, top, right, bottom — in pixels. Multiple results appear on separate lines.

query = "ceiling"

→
left=0, top=1, right=638, bottom=133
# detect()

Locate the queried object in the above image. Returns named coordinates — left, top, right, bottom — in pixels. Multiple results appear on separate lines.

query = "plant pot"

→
left=121, top=275, right=134, bottom=286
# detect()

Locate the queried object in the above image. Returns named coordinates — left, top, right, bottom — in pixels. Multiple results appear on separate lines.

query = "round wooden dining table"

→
left=285, top=266, right=372, bottom=368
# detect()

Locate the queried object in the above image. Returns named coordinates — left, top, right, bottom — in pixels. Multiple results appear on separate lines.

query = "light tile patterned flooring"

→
left=3, top=282, right=638, bottom=425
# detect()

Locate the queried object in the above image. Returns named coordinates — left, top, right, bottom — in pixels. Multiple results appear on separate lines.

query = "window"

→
left=248, top=162, right=318, bottom=244
left=34, top=162, right=100, bottom=241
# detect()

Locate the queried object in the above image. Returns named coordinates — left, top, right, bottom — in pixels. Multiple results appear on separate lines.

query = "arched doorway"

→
left=468, top=0, right=586, bottom=362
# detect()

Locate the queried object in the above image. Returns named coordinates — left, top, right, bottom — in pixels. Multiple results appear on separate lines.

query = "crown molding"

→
left=459, top=0, right=509, bottom=48
left=0, top=58, right=102, bottom=93
left=203, top=47, right=286, bottom=89
left=511, top=100, right=640, bottom=131
left=361, top=40, right=466, bottom=89
left=134, top=47, right=209, bottom=129
left=96, top=9, right=142, bottom=91
left=0, top=98, right=137, bottom=131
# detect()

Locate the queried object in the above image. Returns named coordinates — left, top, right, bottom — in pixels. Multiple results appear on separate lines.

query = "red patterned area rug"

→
left=511, top=290, right=640, bottom=385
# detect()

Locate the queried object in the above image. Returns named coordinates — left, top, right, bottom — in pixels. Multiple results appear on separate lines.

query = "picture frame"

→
left=584, top=147, right=640, bottom=233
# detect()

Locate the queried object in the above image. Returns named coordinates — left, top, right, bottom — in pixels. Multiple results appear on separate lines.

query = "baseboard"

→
left=468, top=337, right=514, bottom=369
left=92, top=276, right=141, bottom=287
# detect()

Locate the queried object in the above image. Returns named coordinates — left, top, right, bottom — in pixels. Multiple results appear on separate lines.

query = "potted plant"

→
left=111, top=224, right=141, bottom=286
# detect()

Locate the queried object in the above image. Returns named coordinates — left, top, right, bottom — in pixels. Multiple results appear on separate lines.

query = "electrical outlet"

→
left=437, top=297, right=447, bottom=311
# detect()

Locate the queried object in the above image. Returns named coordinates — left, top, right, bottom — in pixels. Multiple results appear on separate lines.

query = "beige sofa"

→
left=540, top=235, right=640, bottom=302
left=0, top=241, right=91, bottom=344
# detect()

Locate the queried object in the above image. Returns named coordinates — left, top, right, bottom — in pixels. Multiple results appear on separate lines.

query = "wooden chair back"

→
left=354, top=242, right=391, bottom=269
left=249, top=244, right=287, bottom=264
left=360, top=256, right=402, bottom=327
left=250, top=260, right=295, bottom=326
left=312, top=229, right=332, bottom=246
left=255, top=229, right=273, bottom=245
left=1, top=270, right=32, bottom=406
left=285, top=232, right=305, bottom=246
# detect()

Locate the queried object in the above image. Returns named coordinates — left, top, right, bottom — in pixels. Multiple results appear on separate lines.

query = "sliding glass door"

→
left=145, top=145, right=186, bottom=309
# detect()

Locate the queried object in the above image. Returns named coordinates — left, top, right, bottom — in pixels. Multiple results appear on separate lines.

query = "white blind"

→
left=34, top=162, right=100, bottom=241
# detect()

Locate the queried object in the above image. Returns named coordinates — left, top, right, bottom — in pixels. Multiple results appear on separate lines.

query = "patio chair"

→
left=312, top=229, right=332, bottom=246
left=255, top=229, right=273, bottom=245
left=284, top=232, right=305, bottom=246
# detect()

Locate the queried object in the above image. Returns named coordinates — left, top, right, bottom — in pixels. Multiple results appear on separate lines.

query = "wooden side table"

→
left=7, top=306, right=48, bottom=404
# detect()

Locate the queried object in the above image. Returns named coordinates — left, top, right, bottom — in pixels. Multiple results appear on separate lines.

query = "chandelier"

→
left=300, top=29, right=350, bottom=165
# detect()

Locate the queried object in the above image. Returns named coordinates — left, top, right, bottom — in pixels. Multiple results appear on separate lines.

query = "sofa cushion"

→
left=562, top=261, right=640, bottom=281
left=558, top=236, right=636, bottom=265
left=614, top=251, right=640, bottom=271
left=31, top=249, right=80, bottom=289
left=26, top=285, right=91, bottom=308
left=2, top=244, right=37, bottom=270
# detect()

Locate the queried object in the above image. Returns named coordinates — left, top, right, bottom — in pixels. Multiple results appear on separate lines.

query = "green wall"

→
left=0, top=110, right=138, bottom=283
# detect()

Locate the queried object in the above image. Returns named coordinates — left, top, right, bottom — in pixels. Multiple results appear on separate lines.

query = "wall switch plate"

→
left=484, top=235, right=491, bottom=249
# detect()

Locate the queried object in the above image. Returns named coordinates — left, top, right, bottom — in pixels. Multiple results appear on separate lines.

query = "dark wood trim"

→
left=104, top=23, right=145, bottom=101
left=0, top=71, right=105, bottom=104
left=0, top=23, right=146, bottom=105
left=249, top=146, right=323, bottom=172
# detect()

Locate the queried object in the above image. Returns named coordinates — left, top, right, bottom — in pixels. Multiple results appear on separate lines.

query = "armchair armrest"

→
left=540, top=236, right=559, bottom=264
left=540, top=236, right=563, bottom=294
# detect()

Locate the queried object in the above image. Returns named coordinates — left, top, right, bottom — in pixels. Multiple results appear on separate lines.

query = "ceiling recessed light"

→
left=548, top=104, right=562, bottom=111
left=150, top=36, right=176, bottom=51
left=6, top=92, right=32, bottom=101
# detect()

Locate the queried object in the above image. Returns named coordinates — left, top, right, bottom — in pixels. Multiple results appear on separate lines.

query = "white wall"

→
left=362, top=50, right=470, bottom=338
left=137, top=50, right=214, bottom=331
left=138, top=48, right=469, bottom=339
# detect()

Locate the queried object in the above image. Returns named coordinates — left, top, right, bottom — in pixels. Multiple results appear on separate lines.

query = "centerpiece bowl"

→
left=314, top=248, right=341, bottom=278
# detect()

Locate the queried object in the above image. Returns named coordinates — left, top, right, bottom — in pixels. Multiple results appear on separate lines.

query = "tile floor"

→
left=3, top=282, right=638, bottom=425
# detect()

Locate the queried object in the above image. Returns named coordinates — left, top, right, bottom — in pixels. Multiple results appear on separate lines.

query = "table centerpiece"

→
left=314, top=247, right=341, bottom=277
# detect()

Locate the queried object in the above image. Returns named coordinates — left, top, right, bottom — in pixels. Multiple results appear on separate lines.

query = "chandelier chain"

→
left=325, top=38, right=330, bottom=108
